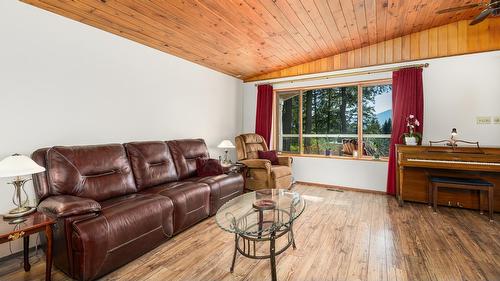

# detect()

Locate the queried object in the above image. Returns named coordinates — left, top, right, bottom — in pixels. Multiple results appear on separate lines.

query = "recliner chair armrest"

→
left=38, top=195, right=101, bottom=218
left=277, top=156, right=292, bottom=167
left=239, top=159, right=272, bottom=171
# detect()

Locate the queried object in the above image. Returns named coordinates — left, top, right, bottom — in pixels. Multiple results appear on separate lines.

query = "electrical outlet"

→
left=493, top=116, right=500, bottom=124
left=476, top=116, right=491, bottom=124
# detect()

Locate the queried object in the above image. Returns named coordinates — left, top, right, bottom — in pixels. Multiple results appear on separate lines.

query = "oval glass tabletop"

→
left=215, top=189, right=305, bottom=236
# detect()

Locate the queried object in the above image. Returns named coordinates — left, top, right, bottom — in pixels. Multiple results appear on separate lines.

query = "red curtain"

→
left=255, top=84, right=274, bottom=146
left=386, top=67, right=424, bottom=195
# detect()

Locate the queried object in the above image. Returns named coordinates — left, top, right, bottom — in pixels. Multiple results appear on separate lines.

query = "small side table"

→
left=223, top=162, right=248, bottom=189
left=222, top=162, right=243, bottom=173
left=0, top=212, right=55, bottom=281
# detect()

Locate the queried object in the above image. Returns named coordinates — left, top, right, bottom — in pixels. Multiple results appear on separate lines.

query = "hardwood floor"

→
left=1, top=185, right=499, bottom=281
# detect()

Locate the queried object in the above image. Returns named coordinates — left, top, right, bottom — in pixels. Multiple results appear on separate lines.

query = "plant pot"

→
left=405, top=136, right=417, bottom=145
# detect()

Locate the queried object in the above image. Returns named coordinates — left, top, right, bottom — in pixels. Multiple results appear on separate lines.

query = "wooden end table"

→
left=223, top=162, right=248, bottom=189
left=0, top=212, right=55, bottom=281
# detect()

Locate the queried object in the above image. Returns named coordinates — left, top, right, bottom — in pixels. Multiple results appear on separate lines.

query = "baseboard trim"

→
left=295, top=181, right=388, bottom=195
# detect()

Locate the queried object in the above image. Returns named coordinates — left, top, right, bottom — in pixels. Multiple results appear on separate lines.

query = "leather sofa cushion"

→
left=168, top=139, right=209, bottom=180
left=38, top=195, right=101, bottom=218
left=47, top=145, right=136, bottom=202
left=271, top=165, right=292, bottom=179
left=125, top=141, right=178, bottom=190
left=185, top=173, right=244, bottom=215
left=96, top=194, right=173, bottom=247
left=71, top=193, right=173, bottom=280
left=140, top=181, right=210, bottom=234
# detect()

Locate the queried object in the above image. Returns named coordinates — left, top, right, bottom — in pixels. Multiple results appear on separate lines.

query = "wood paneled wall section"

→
left=245, top=18, right=500, bottom=82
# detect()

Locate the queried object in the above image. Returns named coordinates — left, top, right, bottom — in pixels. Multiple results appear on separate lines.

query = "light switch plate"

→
left=493, top=116, right=500, bottom=124
left=476, top=116, right=491, bottom=124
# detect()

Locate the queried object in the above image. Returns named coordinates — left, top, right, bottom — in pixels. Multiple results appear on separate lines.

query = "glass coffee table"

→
left=216, top=189, right=305, bottom=281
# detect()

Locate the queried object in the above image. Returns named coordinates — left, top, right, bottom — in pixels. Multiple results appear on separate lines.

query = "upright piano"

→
left=396, top=145, right=500, bottom=211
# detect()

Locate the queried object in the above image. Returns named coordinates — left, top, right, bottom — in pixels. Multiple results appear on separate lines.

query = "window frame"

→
left=273, top=78, right=392, bottom=161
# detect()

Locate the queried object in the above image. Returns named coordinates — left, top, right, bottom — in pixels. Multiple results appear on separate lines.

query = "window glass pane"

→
left=278, top=91, right=300, bottom=154
left=302, top=86, right=358, bottom=155
left=362, top=84, right=392, bottom=158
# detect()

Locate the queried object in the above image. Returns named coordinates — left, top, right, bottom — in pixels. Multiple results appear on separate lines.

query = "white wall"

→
left=243, top=51, right=500, bottom=192
left=0, top=1, right=242, bottom=257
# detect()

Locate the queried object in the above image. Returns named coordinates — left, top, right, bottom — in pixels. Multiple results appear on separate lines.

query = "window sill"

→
left=279, top=153, right=389, bottom=162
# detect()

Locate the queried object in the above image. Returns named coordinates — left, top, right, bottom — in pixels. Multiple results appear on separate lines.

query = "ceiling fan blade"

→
left=436, top=3, right=481, bottom=14
left=469, top=8, right=492, bottom=25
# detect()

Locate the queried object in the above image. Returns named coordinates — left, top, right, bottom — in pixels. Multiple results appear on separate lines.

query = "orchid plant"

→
left=402, top=114, right=422, bottom=144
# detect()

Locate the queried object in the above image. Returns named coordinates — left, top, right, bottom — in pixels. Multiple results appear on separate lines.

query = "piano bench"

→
left=428, top=176, right=494, bottom=221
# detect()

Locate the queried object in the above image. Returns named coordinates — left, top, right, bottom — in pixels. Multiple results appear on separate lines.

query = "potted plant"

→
left=325, top=136, right=332, bottom=156
left=371, top=141, right=380, bottom=160
left=402, top=114, right=421, bottom=145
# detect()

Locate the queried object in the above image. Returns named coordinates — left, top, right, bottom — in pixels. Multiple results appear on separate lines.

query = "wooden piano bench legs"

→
left=429, top=176, right=495, bottom=221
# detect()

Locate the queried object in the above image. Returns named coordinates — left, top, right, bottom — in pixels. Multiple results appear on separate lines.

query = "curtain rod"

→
left=254, top=63, right=429, bottom=87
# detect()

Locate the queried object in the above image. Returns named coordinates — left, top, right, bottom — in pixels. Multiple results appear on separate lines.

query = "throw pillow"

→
left=258, top=150, right=279, bottom=165
left=196, top=158, right=223, bottom=177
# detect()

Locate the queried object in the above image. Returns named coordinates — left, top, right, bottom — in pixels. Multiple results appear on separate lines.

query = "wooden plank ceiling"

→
left=247, top=18, right=500, bottom=81
left=22, top=0, right=487, bottom=80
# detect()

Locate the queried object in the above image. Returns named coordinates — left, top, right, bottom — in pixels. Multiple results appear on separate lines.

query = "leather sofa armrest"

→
left=37, top=195, right=101, bottom=218
left=239, top=159, right=271, bottom=171
left=277, top=156, right=292, bottom=167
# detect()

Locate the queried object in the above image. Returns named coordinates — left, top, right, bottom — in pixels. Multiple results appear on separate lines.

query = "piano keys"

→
left=396, top=144, right=500, bottom=211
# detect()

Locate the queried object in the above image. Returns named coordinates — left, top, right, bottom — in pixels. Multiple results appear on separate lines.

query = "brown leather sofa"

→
left=235, top=133, right=293, bottom=190
left=31, top=139, right=244, bottom=281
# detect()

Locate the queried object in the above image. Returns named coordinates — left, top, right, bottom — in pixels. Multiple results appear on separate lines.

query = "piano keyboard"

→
left=407, top=158, right=500, bottom=166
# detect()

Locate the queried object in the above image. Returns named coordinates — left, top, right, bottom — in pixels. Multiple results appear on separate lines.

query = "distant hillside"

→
left=376, top=110, right=392, bottom=124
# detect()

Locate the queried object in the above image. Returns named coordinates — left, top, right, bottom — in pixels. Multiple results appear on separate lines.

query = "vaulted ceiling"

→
left=23, top=0, right=487, bottom=80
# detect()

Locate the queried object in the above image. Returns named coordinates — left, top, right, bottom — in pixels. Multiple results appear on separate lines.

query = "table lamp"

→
left=0, top=154, right=46, bottom=223
left=217, top=140, right=235, bottom=165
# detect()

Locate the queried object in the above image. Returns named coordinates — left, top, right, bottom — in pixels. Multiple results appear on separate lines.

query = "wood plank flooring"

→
left=1, top=185, right=499, bottom=281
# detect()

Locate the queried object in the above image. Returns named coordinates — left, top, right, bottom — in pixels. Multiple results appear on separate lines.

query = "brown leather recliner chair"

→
left=235, top=133, right=292, bottom=190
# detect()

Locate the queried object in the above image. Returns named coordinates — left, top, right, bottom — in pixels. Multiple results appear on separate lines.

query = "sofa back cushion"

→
left=46, top=144, right=137, bottom=201
left=125, top=141, right=178, bottom=190
left=167, top=139, right=209, bottom=180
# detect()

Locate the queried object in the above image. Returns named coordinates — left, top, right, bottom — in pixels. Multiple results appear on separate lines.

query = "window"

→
left=362, top=84, right=392, bottom=157
left=278, top=91, right=300, bottom=154
left=275, top=80, right=392, bottom=160
left=301, top=86, right=358, bottom=155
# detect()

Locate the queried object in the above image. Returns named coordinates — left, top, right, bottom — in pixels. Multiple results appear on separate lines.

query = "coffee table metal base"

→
left=229, top=222, right=296, bottom=281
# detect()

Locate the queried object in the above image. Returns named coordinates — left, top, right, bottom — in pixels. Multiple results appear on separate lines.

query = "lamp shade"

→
left=0, top=154, right=46, bottom=178
left=217, top=140, right=235, bottom=149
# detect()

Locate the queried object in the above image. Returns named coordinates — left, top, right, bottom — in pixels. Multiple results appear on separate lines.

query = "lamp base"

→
left=3, top=206, right=36, bottom=219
